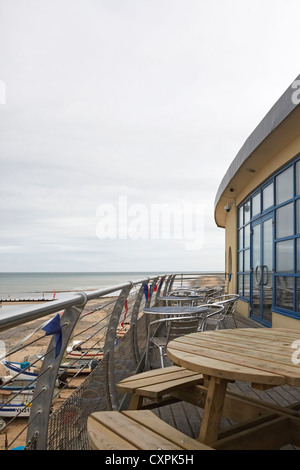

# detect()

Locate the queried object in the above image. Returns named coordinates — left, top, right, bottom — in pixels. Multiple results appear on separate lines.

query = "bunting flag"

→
left=121, top=300, right=128, bottom=328
left=142, top=283, right=149, bottom=301
left=0, top=312, right=63, bottom=361
left=42, top=313, right=62, bottom=358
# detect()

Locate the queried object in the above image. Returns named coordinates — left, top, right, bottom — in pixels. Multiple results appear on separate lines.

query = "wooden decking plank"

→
left=171, top=401, right=197, bottom=438
left=145, top=406, right=192, bottom=444
left=152, top=401, right=202, bottom=439
left=230, top=381, right=300, bottom=415
left=155, top=401, right=175, bottom=429
left=181, top=401, right=201, bottom=437
left=283, top=384, right=300, bottom=402
left=229, top=381, right=268, bottom=402
left=275, top=385, right=300, bottom=405
left=263, top=386, right=297, bottom=408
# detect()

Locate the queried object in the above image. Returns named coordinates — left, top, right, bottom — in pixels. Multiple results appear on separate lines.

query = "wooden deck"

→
left=149, top=313, right=300, bottom=450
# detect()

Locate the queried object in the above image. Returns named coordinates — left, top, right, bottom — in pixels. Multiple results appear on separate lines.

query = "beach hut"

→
left=214, top=75, right=300, bottom=329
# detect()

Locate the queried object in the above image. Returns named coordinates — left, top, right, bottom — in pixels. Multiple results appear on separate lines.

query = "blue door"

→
left=251, top=213, right=274, bottom=326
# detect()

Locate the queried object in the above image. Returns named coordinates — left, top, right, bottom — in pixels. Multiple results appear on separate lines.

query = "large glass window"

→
left=244, top=224, right=250, bottom=247
left=239, top=251, right=243, bottom=272
left=276, top=240, right=294, bottom=273
left=244, top=249, right=250, bottom=272
left=276, top=166, right=293, bottom=205
left=237, top=200, right=251, bottom=298
left=244, top=200, right=250, bottom=224
left=297, top=278, right=300, bottom=311
left=276, top=277, right=294, bottom=311
left=238, top=206, right=243, bottom=228
left=238, top=275, right=243, bottom=297
left=276, top=203, right=294, bottom=238
left=237, top=154, right=300, bottom=319
left=296, top=199, right=300, bottom=233
left=296, top=160, right=300, bottom=195
left=239, top=229, right=243, bottom=250
left=252, top=192, right=261, bottom=217
left=244, top=275, right=250, bottom=298
left=262, top=183, right=273, bottom=211
left=297, top=238, right=300, bottom=273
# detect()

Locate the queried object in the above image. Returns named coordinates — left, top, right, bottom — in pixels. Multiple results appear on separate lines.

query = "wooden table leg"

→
left=198, top=376, right=228, bottom=444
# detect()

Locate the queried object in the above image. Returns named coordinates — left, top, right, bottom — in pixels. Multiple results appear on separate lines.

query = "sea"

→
left=0, top=272, right=161, bottom=300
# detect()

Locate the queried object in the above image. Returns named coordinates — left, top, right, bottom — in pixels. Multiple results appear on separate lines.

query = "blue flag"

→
left=142, top=283, right=149, bottom=301
left=42, top=313, right=62, bottom=358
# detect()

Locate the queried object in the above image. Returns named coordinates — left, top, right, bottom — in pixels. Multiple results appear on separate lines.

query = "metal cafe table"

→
left=143, top=305, right=209, bottom=317
left=167, top=328, right=300, bottom=449
left=156, top=295, right=205, bottom=306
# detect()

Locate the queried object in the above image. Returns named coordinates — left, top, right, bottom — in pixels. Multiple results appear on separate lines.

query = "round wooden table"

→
left=167, top=328, right=300, bottom=445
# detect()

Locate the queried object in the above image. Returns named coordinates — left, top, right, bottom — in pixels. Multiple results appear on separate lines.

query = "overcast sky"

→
left=0, top=0, right=299, bottom=273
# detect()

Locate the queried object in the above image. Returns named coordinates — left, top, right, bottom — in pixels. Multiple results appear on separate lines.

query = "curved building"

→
left=215, top=75, right=300, bottom=328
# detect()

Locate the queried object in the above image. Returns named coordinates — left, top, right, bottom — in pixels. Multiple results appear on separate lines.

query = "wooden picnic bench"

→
left=87, top=366, right=213, bottom=450
left=116, top=362, right=300, bottom=449
left=166, top=328, right=300, bottom=448
left=87, top=410, right=213, bottom=450
left=117, top=365, right=203, bottom=410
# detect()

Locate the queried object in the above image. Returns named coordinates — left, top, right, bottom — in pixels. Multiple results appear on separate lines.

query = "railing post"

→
left=103, top=284, right=133, bottom=411
left=163, top=274, right=175, bottom=295
left=168, top=274, right=176, bottom=293
left=154, top=275, right=165, bottom=305
left=131, top=284, right=148, bottom=364
left=148, top=277, right=159, bottom=307
left=26, top=295, right=87, bottom=450
left=162, top=275, right=170, bottom=295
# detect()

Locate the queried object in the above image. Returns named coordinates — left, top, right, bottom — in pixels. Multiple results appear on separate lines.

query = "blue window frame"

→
left=237, top=154, right=300, bottom=320
left=237, top=199, right=251, bottom=299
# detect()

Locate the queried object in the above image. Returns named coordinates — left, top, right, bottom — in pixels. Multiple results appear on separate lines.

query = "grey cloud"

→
left=1, top=0, right=299, bottom=271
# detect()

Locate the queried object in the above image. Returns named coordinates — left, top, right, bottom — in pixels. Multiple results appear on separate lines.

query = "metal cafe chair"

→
left=145, top=315, right=203, bottom=369
left=202, top=294, right=239, bottom=330
left=203, top=285, right=226, bottom=302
